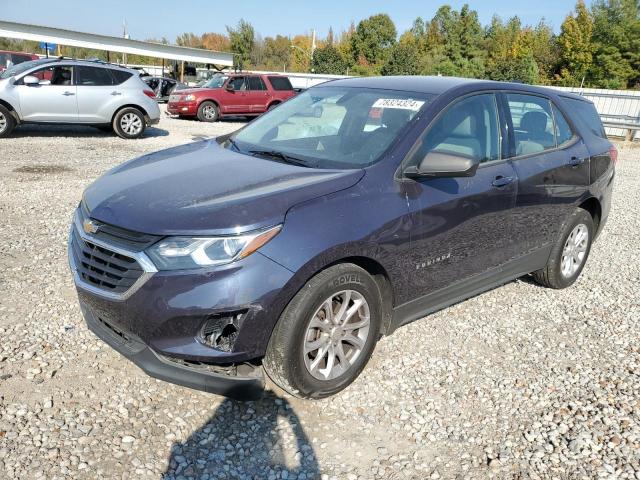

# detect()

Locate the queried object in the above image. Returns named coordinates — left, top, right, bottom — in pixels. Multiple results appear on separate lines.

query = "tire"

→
left=267, top=102, right=279, bottom=111
left=532, top=208, right=594, bottom=289
left=0, top=104, right=17, bottom=138
left=113, top=108, right=146, bottom=139
left=197, top=101, right=219, bottom=122
left=263, top=264, right=382, bottom=399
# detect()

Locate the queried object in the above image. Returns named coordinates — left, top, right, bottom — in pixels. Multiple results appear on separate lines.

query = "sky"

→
left=1, top=0, right=578, bottom=42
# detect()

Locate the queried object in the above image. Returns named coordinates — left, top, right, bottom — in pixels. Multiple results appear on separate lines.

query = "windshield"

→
left=201, top=74, right=229, bottom=88
left=0, top=59, right=50, bottom=80
left=231, top=86, right=433, bottom=169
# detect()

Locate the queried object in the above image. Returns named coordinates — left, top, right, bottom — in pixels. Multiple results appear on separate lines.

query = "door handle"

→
left=492, top=176, right=515, bottom=187
left=62, top=91, right=75, bottom=96
left=568, top=156, right=585, bottom=167
left=110, top=91, right=122, bottom=96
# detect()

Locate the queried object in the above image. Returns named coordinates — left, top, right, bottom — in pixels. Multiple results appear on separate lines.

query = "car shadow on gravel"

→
left=163, top=391, right=320, bottom=479
left=8, top=125, right=169, bottom=138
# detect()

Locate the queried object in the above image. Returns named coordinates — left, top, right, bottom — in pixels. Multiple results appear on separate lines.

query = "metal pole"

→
left=45, top=43, right=49, bottom=58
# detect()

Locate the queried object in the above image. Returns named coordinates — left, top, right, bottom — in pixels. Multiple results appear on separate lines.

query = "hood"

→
left=178, top=87, right=218, bottom=95
left=83, top=140, right=364, bottom=236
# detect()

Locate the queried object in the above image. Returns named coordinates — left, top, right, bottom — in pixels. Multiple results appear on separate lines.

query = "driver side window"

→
left=416, top=94, right=501, bottom=164
left=229, top=76, right=247, bottom=91
left=25, top=65, right=73, bottom=85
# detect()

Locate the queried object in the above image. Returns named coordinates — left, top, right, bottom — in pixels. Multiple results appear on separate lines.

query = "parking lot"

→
left=0, top=107, right=639, bottom=479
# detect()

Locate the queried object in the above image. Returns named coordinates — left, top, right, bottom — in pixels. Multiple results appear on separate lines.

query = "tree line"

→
left=1, top=0, right=638, bottom=89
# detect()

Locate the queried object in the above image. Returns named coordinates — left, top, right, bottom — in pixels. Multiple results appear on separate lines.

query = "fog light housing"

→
left=199, top=311, right=246, bottom=352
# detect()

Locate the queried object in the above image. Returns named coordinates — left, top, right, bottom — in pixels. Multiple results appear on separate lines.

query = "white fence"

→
left=551, top=86, right=640, bottom=141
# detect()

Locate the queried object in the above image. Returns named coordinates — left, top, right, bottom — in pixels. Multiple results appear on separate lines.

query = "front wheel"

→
left=113, top=108, right=146, bottom=139
left=532, top=208, right=594, bottom=289
left=0, top=104, right=17, bottom=138
left=264, top=264, right=382, bottom=399
left=197, top=101, right=219, bottom=122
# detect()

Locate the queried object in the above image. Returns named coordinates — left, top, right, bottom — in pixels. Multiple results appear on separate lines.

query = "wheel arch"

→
left=267, top=100, right=281, bottom=109
left=578, top=196, right=602, bottom=234
left=198, top=98, right=220, bottom=110
left=111, top=104, right=149, bottom=124
left=0, top=99, right=20, bottom=122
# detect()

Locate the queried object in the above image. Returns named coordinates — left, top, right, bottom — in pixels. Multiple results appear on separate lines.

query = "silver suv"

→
left=0, top=58, right=160, bottom=139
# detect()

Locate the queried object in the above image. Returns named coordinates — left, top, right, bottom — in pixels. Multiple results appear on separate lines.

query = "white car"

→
left=0, top=58, right=160, bottom=139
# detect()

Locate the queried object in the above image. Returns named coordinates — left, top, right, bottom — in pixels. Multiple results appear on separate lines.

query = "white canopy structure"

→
left=0, top=20, right=234, bottom=67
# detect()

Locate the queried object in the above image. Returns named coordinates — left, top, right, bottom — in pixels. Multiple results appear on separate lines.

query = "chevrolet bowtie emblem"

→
left=83, top=219, right=99, bottom=234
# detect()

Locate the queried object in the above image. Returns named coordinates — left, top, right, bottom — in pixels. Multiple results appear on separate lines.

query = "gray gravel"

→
left=0, top=108, right=639, bottom=479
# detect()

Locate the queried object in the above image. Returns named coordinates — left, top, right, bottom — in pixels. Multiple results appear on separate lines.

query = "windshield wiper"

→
left=248, top=149, right=312, bottom=168
left=226, top=137, right=241, bottom=152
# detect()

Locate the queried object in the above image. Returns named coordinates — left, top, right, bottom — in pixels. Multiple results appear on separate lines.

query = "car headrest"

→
left=521, top=111, right=548, bottom=134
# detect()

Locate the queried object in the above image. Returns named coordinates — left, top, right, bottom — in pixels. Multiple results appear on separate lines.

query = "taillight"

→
left=143, top=89, right=156, bottom=99
left=609, top=145, right=618, bottom=165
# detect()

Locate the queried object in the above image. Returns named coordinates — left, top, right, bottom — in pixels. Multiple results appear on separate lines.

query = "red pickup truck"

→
left=167, top=73, right=296, bottom=122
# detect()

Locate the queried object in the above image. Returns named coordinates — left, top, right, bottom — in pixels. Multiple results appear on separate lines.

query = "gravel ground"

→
left=0, top=107, right=639, bottom=480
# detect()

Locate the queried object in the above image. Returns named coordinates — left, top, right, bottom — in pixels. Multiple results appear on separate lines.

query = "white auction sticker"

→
left=372, top=98, right=425, bottom=111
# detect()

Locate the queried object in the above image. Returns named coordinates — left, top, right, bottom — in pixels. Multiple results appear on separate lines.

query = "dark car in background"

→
left=143, top=76, right=188, bottom=102
left=167, top=72, right=296, bottom=121
left=70, top=76, right=615, bottom=400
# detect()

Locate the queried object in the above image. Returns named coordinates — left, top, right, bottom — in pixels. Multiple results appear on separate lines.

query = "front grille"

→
left=70, top=227, right=144, bottom=294
left=78, top=205, right=160, bottom=252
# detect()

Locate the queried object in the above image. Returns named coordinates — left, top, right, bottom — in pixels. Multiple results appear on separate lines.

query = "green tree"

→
left=263, top=35, right=292, bottom=70
left=311, top=44, right=348, bottom=74
left=589, top=0, right=640, bottom=88
left=351, top=14, right=397, bottom=66
left=557, top=1, right=594, bottom=85
left=227, top=19, right=255, bottom=70
left=381, top=43, right=420, bottom=75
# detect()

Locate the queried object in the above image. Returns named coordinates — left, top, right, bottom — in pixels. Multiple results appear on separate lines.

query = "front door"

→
left=221, top=76, right=249, bottom=114
left=503, top=92, right=591, bottom=256
left=17, top=64, right=78, bottom=122
left=404, top=93, right=519, bottom=304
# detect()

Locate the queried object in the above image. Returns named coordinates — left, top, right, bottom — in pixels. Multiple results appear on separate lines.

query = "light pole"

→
left=290, top=45, right=315, bottom=73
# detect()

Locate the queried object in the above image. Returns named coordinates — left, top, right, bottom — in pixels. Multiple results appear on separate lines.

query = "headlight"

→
left=184, top=94, right=196, bottom=101
left=146, top=225, right=281, bottom=270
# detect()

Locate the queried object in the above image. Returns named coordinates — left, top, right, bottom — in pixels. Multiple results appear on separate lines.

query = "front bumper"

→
left=167, top=101, right=197, bottom=116
left=81, top=303, right=264, bottom=400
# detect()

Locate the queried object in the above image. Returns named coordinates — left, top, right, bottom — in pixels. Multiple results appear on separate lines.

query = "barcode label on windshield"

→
left=372, top=98, right=425, bottom=111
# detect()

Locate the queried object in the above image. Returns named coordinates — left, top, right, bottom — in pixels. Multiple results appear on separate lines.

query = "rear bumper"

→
left=81, top=302, right=265, bottom=400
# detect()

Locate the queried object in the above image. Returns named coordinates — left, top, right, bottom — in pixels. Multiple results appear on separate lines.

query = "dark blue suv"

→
left=69, top=76, right=616, bottom=400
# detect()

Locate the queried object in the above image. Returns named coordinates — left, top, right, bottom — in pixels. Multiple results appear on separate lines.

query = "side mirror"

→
left=404, top=151, right=480, bottom=179
left=23, top=75, right=40, bottom=86
left=225, top=83, right=235, bottom=92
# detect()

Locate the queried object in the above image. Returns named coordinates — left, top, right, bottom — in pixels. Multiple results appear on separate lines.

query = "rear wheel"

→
left=267, top=102, right=279, bottom=111
left=263, top=264, right=382, bottom=399
left=113, top=108, right=146, bottom=139
left=532, top=208, right=594, bottom=289
left=197, top=101, right=219, bottom=122
left=0, top=105, right=16, bottom=138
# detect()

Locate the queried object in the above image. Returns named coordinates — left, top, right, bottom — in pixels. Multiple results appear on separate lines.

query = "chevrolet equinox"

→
left=69, top=76, right=616, bottom=400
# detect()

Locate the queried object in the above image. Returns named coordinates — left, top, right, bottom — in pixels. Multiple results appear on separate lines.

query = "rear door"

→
left=247, top=75, right=270, bottom=113
left=17, top=64, right=78, bottom=122
left=502, top=91, right=590, bottom=257
left=75, top=66, right=119, bottom=123
left=405, top=92, right=519, bottom=300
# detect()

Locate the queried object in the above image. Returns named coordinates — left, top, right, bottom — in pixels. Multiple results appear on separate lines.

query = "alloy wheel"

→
left=303, top=290, right=371, bottom=381
left=560, top=223, right=589, bottom=278
left=120, top=113, right=143, bottom=136
left=0, top=111, right=6, bottom=134
left=202, top=105, right=216, bottom=120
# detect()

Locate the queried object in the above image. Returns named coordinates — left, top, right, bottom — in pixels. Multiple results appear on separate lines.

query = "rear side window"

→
left=419, top=93, right=501, bottom=163
left=248, top=76, right=267, bottom=91
left=552, top=105, right=574, bottom=146
left=507, top=93, right=555, bottom=156
left=110, top=69, right=133, bottom=85
left=76, top=66, right=113, bottom=86
left=562, top=98, right=606, bottom=139
left=267, top=76, right=293, bottom=91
